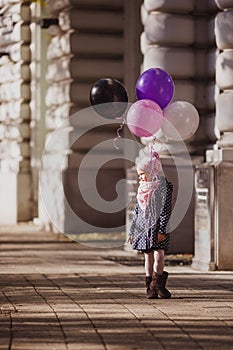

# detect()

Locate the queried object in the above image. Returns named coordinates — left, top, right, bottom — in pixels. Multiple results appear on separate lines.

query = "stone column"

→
left=39, top=0, right=128, bottom=236
left=213, top=0, right=233, bottom=268
left=192, top=0, right=233, bottom=270
left=141, top=0, right=217, bottom=154
left=126, top=0, right=218, bottom=254
left=30, top=1, right=49, bottom=219
left=0, top=1, right=32, bottom=224
left=215, top=0, right=233, bottom=152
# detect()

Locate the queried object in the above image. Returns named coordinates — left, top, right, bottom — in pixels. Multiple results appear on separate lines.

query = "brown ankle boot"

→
left=145, top=276, right=152, bottom=295
left=147, top=272, right=158, bottom=299
left=157, top=271, right=171, bottom=299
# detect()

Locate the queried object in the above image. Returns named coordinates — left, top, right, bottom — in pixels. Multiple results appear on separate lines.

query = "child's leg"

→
left=153, top=249, right=171, bottom=298
left=153, top=249, right=164, bottom=275
left=144, top=251, right=157, bottom=298
left=144, top=251, right=154, bottom=277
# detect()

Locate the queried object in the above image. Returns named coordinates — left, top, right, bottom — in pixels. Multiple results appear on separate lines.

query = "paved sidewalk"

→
left=0, top=225, right=233, bottom=350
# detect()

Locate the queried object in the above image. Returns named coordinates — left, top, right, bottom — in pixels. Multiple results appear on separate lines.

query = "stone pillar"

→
left=213, top=0, right=233, bottom=267
left=29, top=1, right=49, bottom=219
left=0, top=1, right=32, bottom=224
left=126, top=0, right=218, bottom=254
left=192, top=0, right=233, bottom=270
left=40, top=0, right=129, bottom=235
left=141, top=0, right=217, bottom=153
left=215, top=0, right=233, bottom=151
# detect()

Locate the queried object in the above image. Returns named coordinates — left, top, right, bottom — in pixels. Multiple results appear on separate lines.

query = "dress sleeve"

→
left=156, top=181, right=173, bottom=235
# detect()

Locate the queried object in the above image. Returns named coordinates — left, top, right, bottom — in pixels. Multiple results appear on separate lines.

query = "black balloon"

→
left=90, top=78, right=128, bottom=119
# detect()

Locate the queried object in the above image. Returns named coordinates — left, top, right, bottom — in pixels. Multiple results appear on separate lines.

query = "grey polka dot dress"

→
left=129, top=176, right=173, bottom=252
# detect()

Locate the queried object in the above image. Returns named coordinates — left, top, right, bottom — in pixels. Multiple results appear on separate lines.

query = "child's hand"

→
left=127, top=235, right=133, bottom=244
left=157, top=233, right=166, bottom=243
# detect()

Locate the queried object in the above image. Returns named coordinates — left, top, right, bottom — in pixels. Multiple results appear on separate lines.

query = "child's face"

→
left=137, top=170, right=148, bottom=182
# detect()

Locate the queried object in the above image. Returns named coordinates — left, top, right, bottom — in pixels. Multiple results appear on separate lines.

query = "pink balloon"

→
left=162, top=101, right=199, bottom=140
left=126, top=100, right=163, bottom=137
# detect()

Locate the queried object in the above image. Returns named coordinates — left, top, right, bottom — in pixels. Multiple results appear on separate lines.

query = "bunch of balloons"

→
left=127, top=67, right=199, bottom=141
left=89, top=68, right=200, bottom=141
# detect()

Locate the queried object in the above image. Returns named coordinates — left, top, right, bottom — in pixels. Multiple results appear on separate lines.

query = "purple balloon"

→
left=136, top=68, right=174, bottom=109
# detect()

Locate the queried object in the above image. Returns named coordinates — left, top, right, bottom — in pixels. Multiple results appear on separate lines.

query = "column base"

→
left=193, top=160, right=233, bottom=271
left=0, top=169, right=17, bottom=225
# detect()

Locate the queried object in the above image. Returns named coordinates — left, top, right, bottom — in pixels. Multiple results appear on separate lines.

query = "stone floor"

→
left=0, top=225, right=233, bottom=350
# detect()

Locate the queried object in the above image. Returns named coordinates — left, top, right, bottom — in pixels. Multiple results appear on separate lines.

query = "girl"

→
left=127, top=151, right=173, bottom=299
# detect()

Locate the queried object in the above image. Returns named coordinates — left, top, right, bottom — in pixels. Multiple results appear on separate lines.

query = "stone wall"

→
left=214, top=0, right=233, bottom=270
left=0, top=1, right=32, bottom=223
left=125, top=0, right=219, bottom=254
left=141, top=0, right=218, bottom=153
left=215, top=0, right=233, bottom=147
left=40, top=0, right=129, bottom=233
left=192, top=0, right=233, bottom=270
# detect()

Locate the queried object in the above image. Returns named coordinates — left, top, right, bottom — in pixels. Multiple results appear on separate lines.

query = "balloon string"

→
left=113, top=118, right=126, bottom=150
left=152, top=135, right=169, bottom=149
left=151, top=136, right=159, bottom=154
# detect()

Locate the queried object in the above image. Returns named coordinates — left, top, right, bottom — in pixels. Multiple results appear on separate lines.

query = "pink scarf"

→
left=137, top=180, right=160, bottom=211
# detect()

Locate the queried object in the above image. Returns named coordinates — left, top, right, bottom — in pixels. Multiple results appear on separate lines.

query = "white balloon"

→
left=162, top=101, right=200, bottom=141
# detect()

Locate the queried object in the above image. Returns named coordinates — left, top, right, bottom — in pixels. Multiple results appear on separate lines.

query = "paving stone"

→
left=0, top=227, right=233, bottom=350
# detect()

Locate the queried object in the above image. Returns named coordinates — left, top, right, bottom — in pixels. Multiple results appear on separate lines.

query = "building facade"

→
left=0, top=0, right=233, bottom=267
